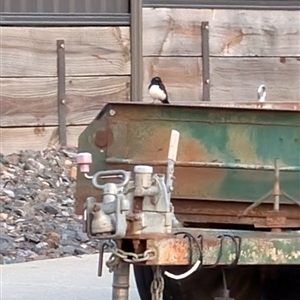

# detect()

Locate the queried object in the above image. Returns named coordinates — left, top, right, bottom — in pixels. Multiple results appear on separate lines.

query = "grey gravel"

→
left=0, top=146, right=98, bottom=265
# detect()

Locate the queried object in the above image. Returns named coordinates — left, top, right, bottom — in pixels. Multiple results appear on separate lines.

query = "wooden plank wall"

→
left=142, top=9, right=300, bottom=104
left=0, top=27, right=131, bottom=154
left=1, top=9, right=299, bottom=154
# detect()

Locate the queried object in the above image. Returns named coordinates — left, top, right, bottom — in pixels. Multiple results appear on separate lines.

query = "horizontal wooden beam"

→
left=0, top=126, right=85, bottom=155
left=143, top=57, right=300, bottom=103
left=0, top=27, right=130, bottom=77
left=143, top=8, right=300, bottom=57
left=1, top=76, right=130, bottom=127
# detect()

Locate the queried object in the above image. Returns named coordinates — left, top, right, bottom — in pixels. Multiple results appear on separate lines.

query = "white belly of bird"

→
left=149, top=85, right=166, bottom=100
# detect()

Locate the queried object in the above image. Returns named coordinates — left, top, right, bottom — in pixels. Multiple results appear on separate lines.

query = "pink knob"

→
left=77, top=152, right=92, bottom=173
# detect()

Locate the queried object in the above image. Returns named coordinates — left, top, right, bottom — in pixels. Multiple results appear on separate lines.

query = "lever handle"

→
left=92, top=170, right=130, bottom=189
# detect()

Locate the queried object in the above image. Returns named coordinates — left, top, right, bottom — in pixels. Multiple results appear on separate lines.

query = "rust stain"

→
left=126, top=126, right=226, bottom=195
left=227, top=126, right=258, bottom=163
left=173, top=25, right=199, bottom=38
left=172, top=199, right=300, bottom=228
left=280, top=57, right=286, bottom=64
left=130, top=126, right=211, bottom=162
left=94, top=128, right=113, bottom=148
left=155, top=239, right=188, bottom=264
left=33, top=126, right=45, bottom=135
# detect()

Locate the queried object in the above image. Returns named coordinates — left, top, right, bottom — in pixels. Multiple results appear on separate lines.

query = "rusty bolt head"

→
left=92, top=203, right=101, bottom=213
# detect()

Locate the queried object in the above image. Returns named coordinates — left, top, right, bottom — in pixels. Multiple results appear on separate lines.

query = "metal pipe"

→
left=112, top=262, right=130, bottom=300
left=106, top=158, right=300, bottom=172
left=130, top=0, right=143, bottom=102
left=1, top=13, right=131, bottom=26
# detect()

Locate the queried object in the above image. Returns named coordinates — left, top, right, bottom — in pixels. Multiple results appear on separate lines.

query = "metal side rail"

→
left=142, top=228, right=300, bottom=266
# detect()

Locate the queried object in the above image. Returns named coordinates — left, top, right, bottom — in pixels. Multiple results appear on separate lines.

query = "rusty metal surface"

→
left=144, top=228, right=300, bottom=266
left=75, top=103, right=300, bottom=228
left=188, top=101, right=300, bottom=111
left=172, top=199, right=300, bottom=229
left=95, top=101, right=300, bottom=111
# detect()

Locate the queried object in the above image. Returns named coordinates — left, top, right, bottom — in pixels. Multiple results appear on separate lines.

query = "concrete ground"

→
left=1, top=254, right=140, bottom=300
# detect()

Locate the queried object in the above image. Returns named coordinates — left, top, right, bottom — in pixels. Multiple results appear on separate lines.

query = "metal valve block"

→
left=77, top=130, right=180, bottom=240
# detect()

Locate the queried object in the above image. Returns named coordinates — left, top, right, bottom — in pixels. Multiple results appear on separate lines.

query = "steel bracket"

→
left=201, top=21, right=210, bottom=102
left=57, top=39, right=67, bottom=146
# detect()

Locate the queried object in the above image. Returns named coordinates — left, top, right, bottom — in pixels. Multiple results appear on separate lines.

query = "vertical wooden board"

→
left=0, top=76, right=130, bottom=127
left=210, top=57, right=300, bottom=102
left=0, top=27, right=130, bottom=77
left=143, top=57, right=202, bottom=104
left=0, top=126, right=85, bottom=155
left=143, top=8, right=300, bottom=57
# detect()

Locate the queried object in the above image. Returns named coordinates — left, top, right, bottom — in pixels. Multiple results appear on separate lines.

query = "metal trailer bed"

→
left=75, top=102, right=300, bottom=300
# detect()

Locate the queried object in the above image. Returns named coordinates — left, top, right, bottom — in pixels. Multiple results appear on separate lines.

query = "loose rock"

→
left=0, top=146, right=98, bottom=264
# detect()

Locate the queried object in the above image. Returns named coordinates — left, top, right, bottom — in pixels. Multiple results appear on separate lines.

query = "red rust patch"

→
left=152, top=239, right=189, bottom=264
left=130, top=126, right=212, bottom=163
left=33, top=127, right=45, bottom=135
left=280, top=57, right=286, bottom=63
left=94, top=128, right=113, bottom=148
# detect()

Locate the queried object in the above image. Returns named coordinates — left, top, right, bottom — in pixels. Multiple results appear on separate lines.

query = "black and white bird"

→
left=148, top=77, right=169, bottom=104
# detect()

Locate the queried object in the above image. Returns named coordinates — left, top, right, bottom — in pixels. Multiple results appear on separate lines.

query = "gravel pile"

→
left=0, top=147, right=98, bottom=264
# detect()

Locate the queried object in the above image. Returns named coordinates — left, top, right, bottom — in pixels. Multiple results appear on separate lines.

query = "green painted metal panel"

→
left=76, top=103, right=300, bottom=214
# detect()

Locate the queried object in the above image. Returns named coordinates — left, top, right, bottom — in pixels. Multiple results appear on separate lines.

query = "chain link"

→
left=104, top=245, right=164, bottom=299
left=106, top=248, right=156, bottom=272
left=150, top=266, right=164, bottom=300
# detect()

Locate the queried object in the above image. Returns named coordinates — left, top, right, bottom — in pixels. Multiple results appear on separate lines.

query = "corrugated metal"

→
left=0, top=13, right=130, bottom=26
left=144, top=0, right=300, bottom=10
left=0, top=0, right=130, bottom=26
left=1, top=0, right=130, bottom=13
